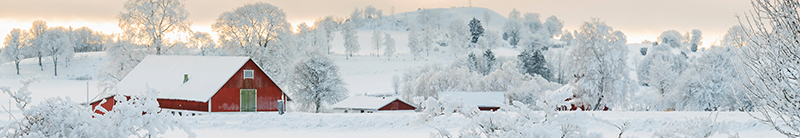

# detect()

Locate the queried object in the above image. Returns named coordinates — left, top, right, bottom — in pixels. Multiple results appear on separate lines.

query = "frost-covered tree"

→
left=392, top=75, right=400, bottom=94
left=545, top=47, right=570, bottom=84
left=383, top=33, right=395, bottom=60
left=522, top=13, right=543, bottom=33
left=189, top=32, right=222, bottom=56
left=408, top=26, right=422, bottom=60
left=675, top=46, right=739, bottom=111
left=416, top=9, right=440, bottom=56
left=71, top=27, right=106, bottom=52
left=363, top=5, right=382, bottom=19
left=517, top=29, right=550, bottom=52
left=213, top=2, right=295, bottom=85
left=40, top=27, right=75, bottom=76
left=448, top=19, right=469, bottom=55
left=568, top=19, right=629, bottom=110
left=502, top=19, right=522, bottom=47
left=517, top=49, right=551, bottom=81
left=314, top=16, right=342, bottom=54
left=478, top=30, right=503, bottom=49
left=293, top=53, right=348, bottom=113
left=28, top=20, right=47, bottom=71
left=689, top=29, right=702, bottom=52
left=342, top=21, right=360, bottom=59
left=723, top=25, right=747, bottom=47
left=3, top=28, right=25, bottom=75
left=371, top=29, right=382, bottom=57
left=736, top=0, right=800, bottom=136
left=118, top=0, right=191, bottom=55
left=508, top=9, right=521, bottom=20
left=468, top=18, right=484, bottom=43
left=560, top=30, right=574, bottom=46
left=349, top=8, right=363, bottom=27
left=213, top=2, right=290, bottom=49
left=637, top=44, right=688, bottom=89
left=98, top=39, right=147, bottom=95
left=658, top=30, right=683, bottom=48
left=543, top=15, right=564, bottom=38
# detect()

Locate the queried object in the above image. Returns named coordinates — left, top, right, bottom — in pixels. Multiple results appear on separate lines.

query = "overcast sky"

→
left=0, top=0, right=752, bottom=47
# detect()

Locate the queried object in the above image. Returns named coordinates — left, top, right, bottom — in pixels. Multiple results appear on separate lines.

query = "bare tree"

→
left=736, top=0, right=800, bottom=137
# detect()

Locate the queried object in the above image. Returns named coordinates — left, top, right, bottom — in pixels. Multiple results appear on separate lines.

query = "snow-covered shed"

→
left=438, top=92, right=505, bottom=111
left=90, top=56, right=290, bottom=114
left=330, top=96, right=416, bottom=113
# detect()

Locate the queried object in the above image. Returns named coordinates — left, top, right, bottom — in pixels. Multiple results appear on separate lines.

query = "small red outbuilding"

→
left=90, top=56, right=290, bottom=114
left=330, top=96, right=416, bottom=113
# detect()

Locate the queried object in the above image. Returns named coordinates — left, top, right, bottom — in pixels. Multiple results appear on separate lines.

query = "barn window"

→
left=243, top=70, right=254, bottom=79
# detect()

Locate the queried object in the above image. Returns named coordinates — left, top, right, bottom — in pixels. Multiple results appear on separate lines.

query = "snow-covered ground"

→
left=159, top=111, right=781, bottom=138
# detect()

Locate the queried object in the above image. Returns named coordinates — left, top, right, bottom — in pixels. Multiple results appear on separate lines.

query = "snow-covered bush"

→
left=1, top=78, right=194, bottom=137
left=674, top=46, right=741, bottom=111
left=420, top=88, right=604, bottom=138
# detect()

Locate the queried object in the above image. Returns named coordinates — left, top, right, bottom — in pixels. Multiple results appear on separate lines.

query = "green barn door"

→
left=240, top=89, right=257, bottom=112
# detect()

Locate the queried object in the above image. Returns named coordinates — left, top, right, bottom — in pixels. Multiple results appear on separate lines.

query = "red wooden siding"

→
left=90, top=96, right=116, bottom=114
left=157, top=99, right=208, bottom=112
left=378, top=99, right=416, bottom=110
left=210, top=60, right=286, bottom=112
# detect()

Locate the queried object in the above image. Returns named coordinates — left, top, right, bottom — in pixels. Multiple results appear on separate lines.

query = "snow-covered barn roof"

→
left=115, top=56, right=250, bottom=102
left=330, top=96, right=409, bottom=110
left=438, top=92, right=505, bottom=107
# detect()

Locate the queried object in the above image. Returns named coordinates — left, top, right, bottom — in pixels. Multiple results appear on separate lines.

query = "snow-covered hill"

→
left=389, top=7, right=507, bottom=31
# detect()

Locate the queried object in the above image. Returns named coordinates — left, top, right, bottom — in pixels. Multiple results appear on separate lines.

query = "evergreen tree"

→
left=468, top=18, right=484, bottom=43
left=517, top=49, right=551, bottom=81
left=483, top=49, right=496, bottom=75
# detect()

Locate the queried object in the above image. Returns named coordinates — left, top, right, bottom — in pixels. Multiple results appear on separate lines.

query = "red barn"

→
left=330, top=96, right=416, bottom=113
left=90, top=56, right=290, bottom=115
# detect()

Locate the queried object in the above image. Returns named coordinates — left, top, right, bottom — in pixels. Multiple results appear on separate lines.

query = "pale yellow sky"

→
left=0, top=0, right=751, bottom=48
